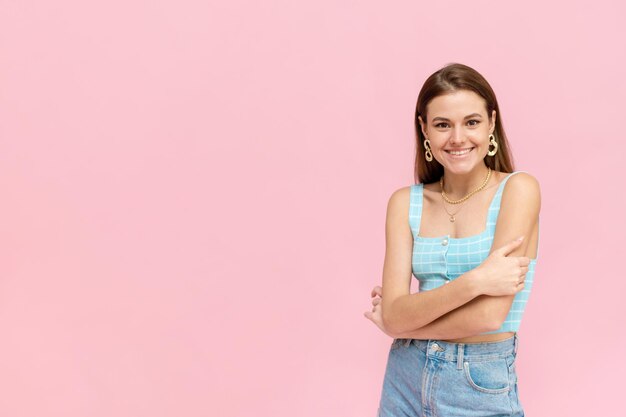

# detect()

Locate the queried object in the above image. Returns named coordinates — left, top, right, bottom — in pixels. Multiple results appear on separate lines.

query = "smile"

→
left=445, top=147, right=474, bottom=156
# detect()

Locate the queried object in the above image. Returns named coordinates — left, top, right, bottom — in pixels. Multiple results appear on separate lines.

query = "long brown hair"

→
left=414, top=63, right=515, bottom=184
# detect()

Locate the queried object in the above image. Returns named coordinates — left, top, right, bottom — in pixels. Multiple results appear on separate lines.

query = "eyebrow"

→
left=431, top=113, right=483, bottom=122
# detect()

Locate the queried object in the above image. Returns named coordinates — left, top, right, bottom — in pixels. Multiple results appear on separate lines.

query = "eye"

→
left=434, top=120, right=480, bottom=128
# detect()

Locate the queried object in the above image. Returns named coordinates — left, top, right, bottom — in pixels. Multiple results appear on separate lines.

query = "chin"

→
left=442, top=164, right=476, bottom=174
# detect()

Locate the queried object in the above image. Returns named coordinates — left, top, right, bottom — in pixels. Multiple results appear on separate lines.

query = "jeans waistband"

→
left=395, top=334, right=518, bottom=369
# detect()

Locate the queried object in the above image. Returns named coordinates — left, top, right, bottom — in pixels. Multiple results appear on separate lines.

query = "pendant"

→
left=449, top=215, right=455, bottom=222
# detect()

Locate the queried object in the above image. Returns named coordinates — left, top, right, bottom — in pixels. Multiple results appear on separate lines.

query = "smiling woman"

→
left=363, top=63, right=540, bottom=417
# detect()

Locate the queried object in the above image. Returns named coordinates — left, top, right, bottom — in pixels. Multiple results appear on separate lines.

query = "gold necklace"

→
left=441, top=201, right=466, bottom=223
left=440, top=166, right=492, bottom=205
left=440, top=167, right=492, bottom=222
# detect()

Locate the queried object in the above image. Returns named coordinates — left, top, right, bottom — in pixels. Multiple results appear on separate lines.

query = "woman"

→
left=363, top=63, right=540, bottom=417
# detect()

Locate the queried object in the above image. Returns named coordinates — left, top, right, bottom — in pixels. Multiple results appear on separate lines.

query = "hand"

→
left=363, top=285, right=396, bottom=338
left=474, top=236, right=531, bottom=297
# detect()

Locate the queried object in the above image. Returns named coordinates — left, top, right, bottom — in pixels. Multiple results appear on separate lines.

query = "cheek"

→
left=432, top=139, right=450, bottom=150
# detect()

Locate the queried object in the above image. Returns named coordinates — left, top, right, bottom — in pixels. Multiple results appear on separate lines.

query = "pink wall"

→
left=0, top=0, right=623, bottom=416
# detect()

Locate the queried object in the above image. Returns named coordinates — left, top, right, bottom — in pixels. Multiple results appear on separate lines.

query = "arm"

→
left=391, top=294, right=497, bottom=340
left=475, top=173, right=541, bottom=328
left=386, top=271, right=484, bottom=334
left=379, top=187, right=485, bottom=335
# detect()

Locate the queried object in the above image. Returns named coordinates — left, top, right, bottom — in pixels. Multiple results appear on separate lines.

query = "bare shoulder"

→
left=501, top=172, right=541, bottom=210
left=384, top=186, right=411, bottom=224
left=387, top=185, right=412, bottom=210
left=507, top=171, right=540, bottom=188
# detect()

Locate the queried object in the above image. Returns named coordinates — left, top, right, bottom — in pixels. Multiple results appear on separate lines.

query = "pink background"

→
left=1, top=0, right=624, bottom=416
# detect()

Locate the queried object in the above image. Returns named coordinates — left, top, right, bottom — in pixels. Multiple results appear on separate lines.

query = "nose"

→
left=450, top=127, right=466, bottom=145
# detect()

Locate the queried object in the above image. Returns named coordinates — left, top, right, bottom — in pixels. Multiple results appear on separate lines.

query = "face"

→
left=418, top=90, right=496, bottom=174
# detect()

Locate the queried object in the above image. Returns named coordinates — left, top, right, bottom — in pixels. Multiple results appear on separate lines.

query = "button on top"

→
left=441, top=238, right=449, bottom=246
left=431, top=343, right=439, bottom=350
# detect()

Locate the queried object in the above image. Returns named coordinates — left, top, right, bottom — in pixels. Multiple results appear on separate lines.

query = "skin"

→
left=364, top=89, right=541, bottom=343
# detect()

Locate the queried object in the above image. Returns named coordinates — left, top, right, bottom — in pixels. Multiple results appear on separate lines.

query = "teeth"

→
left=447, top=148, right=472, bottom=155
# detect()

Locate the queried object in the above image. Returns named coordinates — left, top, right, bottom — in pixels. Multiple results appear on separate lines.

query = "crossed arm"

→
left=381, top=268, right=499, bottom=340
left=391, top=293, right=500, bottom=340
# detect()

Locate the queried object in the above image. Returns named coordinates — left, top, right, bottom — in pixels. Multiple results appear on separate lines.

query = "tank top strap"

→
left=486, top=171, right=528, bottom=232
left=408, top=183, right=424, bottom=238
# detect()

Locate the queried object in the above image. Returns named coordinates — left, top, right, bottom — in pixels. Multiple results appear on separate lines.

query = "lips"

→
left=445, top=147, right=474, bottom=156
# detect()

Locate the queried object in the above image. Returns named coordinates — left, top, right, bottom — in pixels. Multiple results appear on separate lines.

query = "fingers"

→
left=365, top=303, right=378, bottom=316
left=497, top=236, right=525, bottom=256
left=518, top=268, right=527, bottom=284
left=370, top=285, right=382, bottom=297
left=365, top=287, right=383, bottom=319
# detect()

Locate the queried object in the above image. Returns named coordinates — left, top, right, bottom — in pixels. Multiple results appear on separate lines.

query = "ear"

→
left=418, top=115, right=428, bottom=138
left=490, top=110, right=496, bottom=134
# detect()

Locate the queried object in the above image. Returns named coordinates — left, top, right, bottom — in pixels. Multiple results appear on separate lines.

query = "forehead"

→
left=426, top=90, right=487, bottom=120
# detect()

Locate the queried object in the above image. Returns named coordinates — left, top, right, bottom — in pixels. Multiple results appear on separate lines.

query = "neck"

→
left=441, top=164, right=491, bottom=198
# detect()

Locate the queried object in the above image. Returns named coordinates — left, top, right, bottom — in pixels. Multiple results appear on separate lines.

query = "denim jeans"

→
left=377, top=334, right=523, bottom=417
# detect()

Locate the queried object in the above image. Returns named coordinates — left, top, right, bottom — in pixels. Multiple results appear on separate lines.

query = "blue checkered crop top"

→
left=408, top=171, right=539, bottom=334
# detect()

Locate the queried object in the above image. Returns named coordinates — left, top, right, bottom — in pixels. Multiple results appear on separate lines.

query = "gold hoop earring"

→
left=487, top=134, right=498, bottom=156
left=424, top=139, right=433, bottom=162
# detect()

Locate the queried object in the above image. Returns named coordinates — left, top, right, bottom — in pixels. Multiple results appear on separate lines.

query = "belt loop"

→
left=404, top=338, right=411, bottom=347
left=514, top=333, right=519, bottom=354
left=456, top=343, right=464, bottom=370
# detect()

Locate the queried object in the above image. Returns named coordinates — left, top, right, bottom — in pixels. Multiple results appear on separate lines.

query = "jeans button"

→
left=442, top=238, right=448, bottom=246
left=432, top=343, right=439, bottom=350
